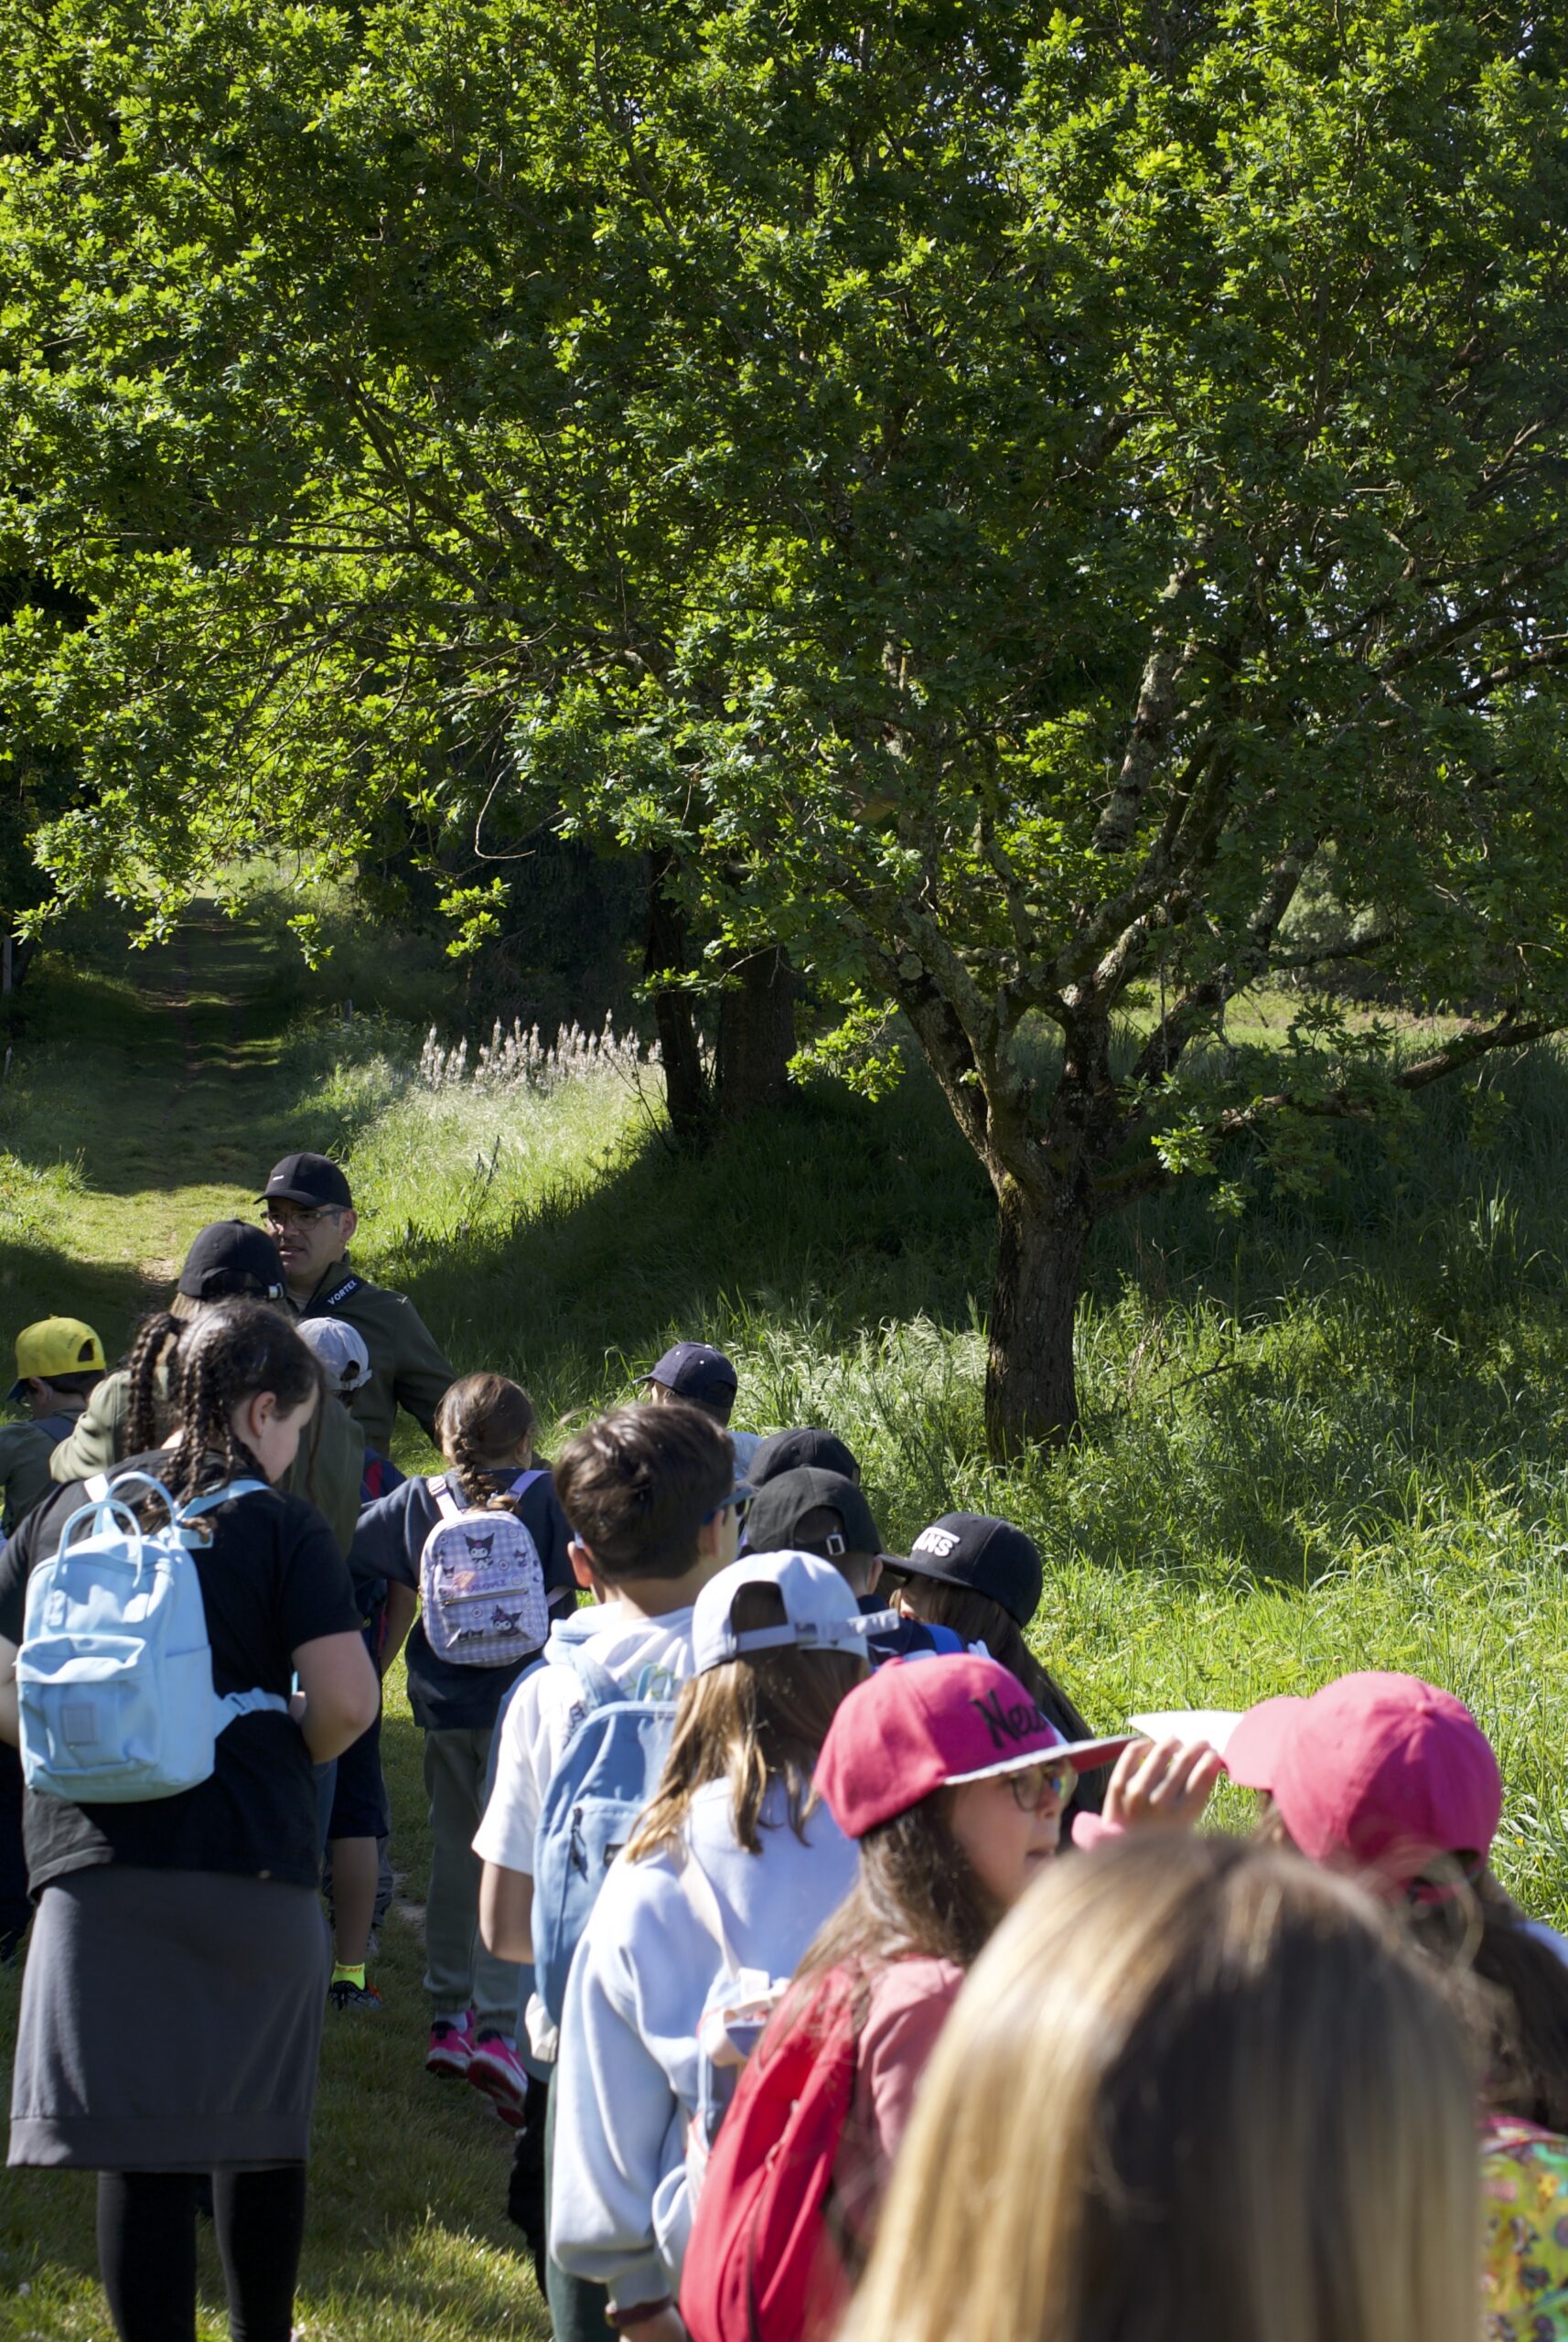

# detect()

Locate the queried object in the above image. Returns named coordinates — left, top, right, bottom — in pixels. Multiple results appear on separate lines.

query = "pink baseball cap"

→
left=814, top=1652, right=1138, bottom=1841
left=1226, top=1671, right=1502, bottom=1891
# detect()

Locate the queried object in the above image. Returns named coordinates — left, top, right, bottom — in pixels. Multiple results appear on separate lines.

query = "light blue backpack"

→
left=532, top=1614, right=682, bottom=2025
left=16, top=1471, right=291, bottom=1804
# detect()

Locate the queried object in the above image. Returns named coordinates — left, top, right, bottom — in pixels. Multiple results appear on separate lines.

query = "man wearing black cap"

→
left=639, top=1341, right=758, bottom=1473
left=48, top=1221, right=366, bottom=1553
left=259, top=1152, right=455, bottom=1453
left=742, top=1467, right=962, bottom=1663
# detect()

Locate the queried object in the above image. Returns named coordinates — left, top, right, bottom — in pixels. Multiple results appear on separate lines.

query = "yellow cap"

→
left=9, top=1316, right=107, bottom=1401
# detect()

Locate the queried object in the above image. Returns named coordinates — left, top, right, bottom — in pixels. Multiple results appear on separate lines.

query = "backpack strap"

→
left=429, top=1472, right=464, bottom=1524
left=180, top=1479, right=273, bottom=1521
left=33, top=1413, right=75, bottom=1446
left=217, top=1686, right=291, bottom=1725
left=542, top=1626, right=622, bottom=1714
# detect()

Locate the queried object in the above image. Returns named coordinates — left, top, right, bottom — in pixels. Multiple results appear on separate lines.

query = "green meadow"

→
left=3, top=900, right=1568, bottom=2337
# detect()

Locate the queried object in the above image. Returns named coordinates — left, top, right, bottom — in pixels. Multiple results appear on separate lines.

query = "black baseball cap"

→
left=745, top=1468, right=886, bottom=1566
left=750, top=1427, right=861, bottom=1488
left=896, top=1513, right=1044, bottom=1628
left=639, top=1341, right=738, bottom=1411
left=177, top=1221, right=287, bottom=1303
left=259, top=1152, right=353, bottom=1210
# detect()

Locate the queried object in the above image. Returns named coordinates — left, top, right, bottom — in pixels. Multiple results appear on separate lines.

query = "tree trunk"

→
left=714, top=945, right=795, bottom=1122
left=643, top=853, right=712, bottom=1148
left=984, top=1175, right=1090, bottom=1456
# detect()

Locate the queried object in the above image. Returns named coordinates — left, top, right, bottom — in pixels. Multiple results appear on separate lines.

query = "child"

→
left=681, top=1654, right=1131, bottom=2342
left=1223, top=1671, right=1568, bottom=2330
left=881, top=1512, right=1107, bottom=1816
left=48, top=1222, right=366, bottom=1558
left=549, top=1551, right=873, bottom=2324
left=845, top=1836, right=1480, bottom=2342
left=473, top=1399, right=745, bottom=2341
left=742, top=1468, right=961, bottom=1661
left=349, top=1371, right=573, bottom=2107
left=639, top=1341, right=759, bottom=1474
left=296, top=1316, right=412, bottom=2012
left=1101, top=1671, right=1568, bottom=2332
left=0, top=1299, right=377, bottom=2342
left=1, top=1315, right=107, bottom=1536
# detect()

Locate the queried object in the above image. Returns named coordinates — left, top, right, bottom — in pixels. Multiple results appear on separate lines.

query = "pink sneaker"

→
left=426, top=2012, right=475, bottom=2079
left=467, top=2031, right=529, bottom=2123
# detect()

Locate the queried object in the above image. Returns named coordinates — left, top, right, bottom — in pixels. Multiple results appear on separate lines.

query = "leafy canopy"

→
left=3, top=0, right=1568, bottom=1201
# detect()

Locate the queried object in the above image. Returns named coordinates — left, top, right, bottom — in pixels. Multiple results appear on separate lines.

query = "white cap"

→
left=296, top=1316, right=372, bottom=1394
left=693, top=1550, right=885, bottom=1675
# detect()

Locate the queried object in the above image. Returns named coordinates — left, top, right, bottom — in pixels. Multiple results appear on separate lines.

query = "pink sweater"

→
left=830, top=1956, right=966, bottom=2260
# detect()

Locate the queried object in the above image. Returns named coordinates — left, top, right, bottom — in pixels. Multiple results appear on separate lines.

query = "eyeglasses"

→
left=261, top=1204, right=343, bottom=1230
left=1004, top=1760, right=1076, bottom=1814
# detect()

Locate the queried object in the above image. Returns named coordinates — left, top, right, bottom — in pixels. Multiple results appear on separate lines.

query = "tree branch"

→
left=1092, top=560, right=1197, bottom=854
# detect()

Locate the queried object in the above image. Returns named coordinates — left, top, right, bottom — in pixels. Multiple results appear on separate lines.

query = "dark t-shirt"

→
left=0, top=1453, right=361, bottom=1896
left=349, top=1466, right=575, bottom=1731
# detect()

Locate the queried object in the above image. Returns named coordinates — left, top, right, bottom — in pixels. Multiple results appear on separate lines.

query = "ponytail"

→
left=435, top=1372, right=537, bottom=1509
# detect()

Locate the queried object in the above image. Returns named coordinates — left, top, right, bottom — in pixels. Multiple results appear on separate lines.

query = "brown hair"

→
left=435, top=1372, right=538, bottom=1508
left=789, top=1792, right=1000, bottom=2003
left=627, top=1584, right=864, bottom=1862
left=846, top=1836, right=1480, bottom=2342
left=893, top=1576, right=1104, bottom=1816
left=1408, top=1879, right=1568, bottom=2131
left=124, top=1301, right=320, bottom=1508
left=553, top=1401, right=733, bottom=1585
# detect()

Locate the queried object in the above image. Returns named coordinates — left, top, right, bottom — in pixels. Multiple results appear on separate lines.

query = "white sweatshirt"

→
left=550, top=1776, right=858, bottom=2306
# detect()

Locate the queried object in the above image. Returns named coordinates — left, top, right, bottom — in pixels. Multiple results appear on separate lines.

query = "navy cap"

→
left=897, top=1513, right=1044, bottom=1628
left=750, top=1427, right=861, bottom=1487
left=744, top=1467, right=885, bottom=1565
left=259, top=1152, right=353, bottom=1210
left=177, top=1221, right=286, bottom=1303
left=640, top=1341, right=738, bottom=1412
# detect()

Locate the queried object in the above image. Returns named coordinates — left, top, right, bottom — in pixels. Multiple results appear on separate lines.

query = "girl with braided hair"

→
left=349, top=1370, right=575, bottom=2117
left=48, top=1219, right=366, bottom=1560
left=0, top=1299, right=378, bottom=2342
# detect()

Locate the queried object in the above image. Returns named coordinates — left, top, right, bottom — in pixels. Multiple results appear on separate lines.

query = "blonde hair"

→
left=627, top=1585, right=864, bottom=1861
left=845, top=1835, right=1479, bottom=2342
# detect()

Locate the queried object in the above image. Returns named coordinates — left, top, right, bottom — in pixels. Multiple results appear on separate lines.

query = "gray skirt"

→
left=8, top=1864, right=329, bottom=2170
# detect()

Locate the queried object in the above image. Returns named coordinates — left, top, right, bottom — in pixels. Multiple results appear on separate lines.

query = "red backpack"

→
left=680, top=1969, right=861, bottom=2342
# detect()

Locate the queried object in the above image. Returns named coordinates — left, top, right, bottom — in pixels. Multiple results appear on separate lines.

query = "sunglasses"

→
left=262, top=1204, right=343, bottom=1230
left=1003, top=1759, right=1077, bottom=1814
left=703, top=1494, right=751, bottom=1526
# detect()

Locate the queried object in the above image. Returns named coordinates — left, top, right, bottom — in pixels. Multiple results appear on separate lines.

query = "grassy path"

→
left=0, top=912, right=549, bottom=2342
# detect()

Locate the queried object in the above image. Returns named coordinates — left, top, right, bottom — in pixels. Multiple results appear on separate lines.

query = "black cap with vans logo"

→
left=897, top=1513, right=1044, bottom=1628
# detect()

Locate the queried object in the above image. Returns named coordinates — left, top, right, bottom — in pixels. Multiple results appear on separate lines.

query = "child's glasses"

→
left=1004, top=1759, right=1076, bottom=1813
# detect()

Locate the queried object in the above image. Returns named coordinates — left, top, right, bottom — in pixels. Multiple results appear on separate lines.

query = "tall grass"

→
left=317, top=1015, right=1568, bottom=1918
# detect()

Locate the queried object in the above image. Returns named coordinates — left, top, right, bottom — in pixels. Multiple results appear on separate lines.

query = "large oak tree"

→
left=4, top=0, right=1568, bottom=1449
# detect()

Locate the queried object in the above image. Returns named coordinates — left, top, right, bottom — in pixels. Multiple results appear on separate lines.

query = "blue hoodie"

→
left=551, top=1775, right=858, bottom=2306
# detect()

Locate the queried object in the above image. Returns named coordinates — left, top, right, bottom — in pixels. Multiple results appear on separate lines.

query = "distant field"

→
left=3, top=904, right=1568, bottom=2335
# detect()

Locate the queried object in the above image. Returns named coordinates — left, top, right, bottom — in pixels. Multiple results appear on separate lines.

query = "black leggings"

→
left=96, top=2165, right=307, bottom=2342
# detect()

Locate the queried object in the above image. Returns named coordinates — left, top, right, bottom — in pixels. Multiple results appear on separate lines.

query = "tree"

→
left=3, top=0, right=1568, bottom=1450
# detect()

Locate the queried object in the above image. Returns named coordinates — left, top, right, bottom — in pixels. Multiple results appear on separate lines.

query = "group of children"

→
left=4, top=1254, right=1568, bottom=2342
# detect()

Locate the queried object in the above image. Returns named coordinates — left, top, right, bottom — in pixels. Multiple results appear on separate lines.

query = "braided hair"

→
left=124, top=1311, right=185, bottom=1456
left=435, top=1372, right=537, bottom=1509
left=156, top=1300, right=320, bottom=1507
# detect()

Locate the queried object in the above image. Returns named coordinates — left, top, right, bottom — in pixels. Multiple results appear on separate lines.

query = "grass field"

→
left=5, top=900, right=1568, bottom=2335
